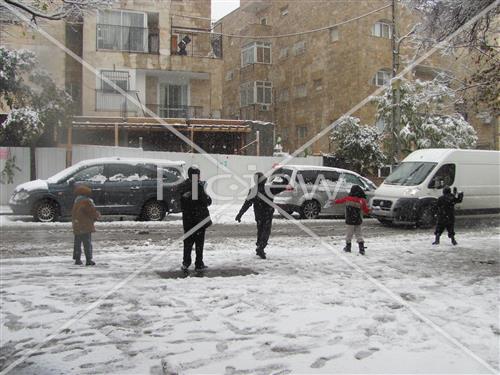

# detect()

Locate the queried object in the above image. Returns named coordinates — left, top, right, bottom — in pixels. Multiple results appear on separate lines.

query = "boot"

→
left=343, top=242, right=351, bottom=253
left=451, top=237, right=457, bottom=246
left=358, top=242, right=365, bottom=255
left=86, top=260, right=96, bottom=266
left=74, top=259, right=83, bottom=265
left=256, top=247, right=267, bottom=259
left=432, top=235, right=440, bottom=245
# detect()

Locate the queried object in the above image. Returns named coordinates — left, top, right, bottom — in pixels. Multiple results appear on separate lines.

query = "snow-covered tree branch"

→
left=329, top=116, right=386, bottom=175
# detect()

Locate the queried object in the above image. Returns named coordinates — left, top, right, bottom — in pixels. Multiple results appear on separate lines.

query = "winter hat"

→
left=350, top=184, right=366, bottom=198
left=254, top=172, right=267, bottom=186
left=74, top=184, right=92, bottom=196
left=188, top=166, right=200, bottom=179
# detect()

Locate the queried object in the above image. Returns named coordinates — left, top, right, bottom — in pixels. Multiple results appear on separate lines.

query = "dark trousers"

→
left=435, top=221, right=455, bottom=238
left=183, top=228, right=206, bottom=268
left=73, top=233, right=93, bottom=261
left=256, top=217, right=273, bottom=251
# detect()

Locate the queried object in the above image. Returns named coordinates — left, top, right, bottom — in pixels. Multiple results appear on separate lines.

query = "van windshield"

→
left=384, top=162, right=437, bottom=186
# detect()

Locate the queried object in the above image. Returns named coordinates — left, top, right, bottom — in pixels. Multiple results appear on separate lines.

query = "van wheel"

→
left=417, top=205, right=435, bottom=229
left=141, top=200, right=166, bottom=221
left=34, top=200, right=59, bottom=222
left=300, top=200, right=320, bottom=219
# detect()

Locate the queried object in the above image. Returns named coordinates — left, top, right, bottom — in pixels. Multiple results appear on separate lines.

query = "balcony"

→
left=96, top=24, right=159, bottom=54
left=171, top=26, right=223, bottom=59
left=145, top=104, right=205, bottom=119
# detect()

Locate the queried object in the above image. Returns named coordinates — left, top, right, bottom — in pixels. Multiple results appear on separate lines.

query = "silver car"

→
left=269, top=165, right=377, bottom=219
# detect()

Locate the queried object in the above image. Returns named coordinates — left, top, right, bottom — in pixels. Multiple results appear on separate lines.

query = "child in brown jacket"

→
left=72, top=185, right=100, bottom=265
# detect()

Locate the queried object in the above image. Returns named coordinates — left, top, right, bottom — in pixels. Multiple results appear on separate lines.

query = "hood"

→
left=14, top=179, right=48, bottom=193
left=74, top=184, right=92, bottom=196
left=374, top=182, right=421, bottom=199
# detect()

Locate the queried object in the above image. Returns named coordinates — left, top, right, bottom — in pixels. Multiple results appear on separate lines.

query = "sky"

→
left=212, top=0, right=240, bottom=21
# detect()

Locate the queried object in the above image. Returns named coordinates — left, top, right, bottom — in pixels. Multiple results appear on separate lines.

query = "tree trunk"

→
left=30, top=144, right=36, bottom=181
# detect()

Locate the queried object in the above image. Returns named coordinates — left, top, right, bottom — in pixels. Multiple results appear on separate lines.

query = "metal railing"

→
left=95, top=90, right=139, bottom=112
left=146, top=104, right=205, bottom=118
left=96, top=24, right=159, bottom=54
left=170, top=31, right=223, bottom=59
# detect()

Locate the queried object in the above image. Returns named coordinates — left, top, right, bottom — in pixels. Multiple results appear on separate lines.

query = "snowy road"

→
left=1, top=214, right=499, bottom=374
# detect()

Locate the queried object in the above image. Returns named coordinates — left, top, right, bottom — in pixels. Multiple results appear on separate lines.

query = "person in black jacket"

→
left=235, top=172, right=285, bottom=259
left=433, top=186, right=463, bottom=245
left=179, top=166, right=212, bottom=271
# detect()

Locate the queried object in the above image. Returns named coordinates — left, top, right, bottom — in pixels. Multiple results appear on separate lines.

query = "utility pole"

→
left=391, top=0, right=401, bottom=164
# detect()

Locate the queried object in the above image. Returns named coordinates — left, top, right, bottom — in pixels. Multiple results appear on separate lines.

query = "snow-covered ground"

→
left=1, top=220, right=499, bottom=374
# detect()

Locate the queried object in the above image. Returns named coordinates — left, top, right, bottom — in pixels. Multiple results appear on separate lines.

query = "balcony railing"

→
left=146, top=104, right=205, bottom=118
left=96, top=90, right=138, bottom=112
left=96, top=24, right=159, bottom=54
left=171, top=29, right=223, bottom=59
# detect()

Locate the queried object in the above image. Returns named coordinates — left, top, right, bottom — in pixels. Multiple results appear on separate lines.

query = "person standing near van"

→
left=179, top=166, right=212, bottom=271
left=72, top=184, right=100, bottom=266
left=332, top=185, right=371, bottom=255
left=433, top=186, right=463, bottom=245
left=235, top=172, right=285, bottom=259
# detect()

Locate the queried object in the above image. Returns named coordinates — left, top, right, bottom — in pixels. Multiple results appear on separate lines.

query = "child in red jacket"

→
left=332, top=184, right=371, bottom=255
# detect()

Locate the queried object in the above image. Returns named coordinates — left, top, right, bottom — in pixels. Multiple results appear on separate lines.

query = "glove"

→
left=235, top=214, right=242, bottom=223
left=458, top=192, right=464, bottom=200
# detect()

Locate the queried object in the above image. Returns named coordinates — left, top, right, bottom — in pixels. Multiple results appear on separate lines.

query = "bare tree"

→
left=2, top=0, right=112, bottom=22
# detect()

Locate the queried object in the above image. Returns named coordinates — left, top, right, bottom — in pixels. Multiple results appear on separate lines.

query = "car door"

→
left=62, top=164, right=106, bottom=212
left=322, top=170, right=343, bottom=215
left=103, top=163, right=143, bottom=215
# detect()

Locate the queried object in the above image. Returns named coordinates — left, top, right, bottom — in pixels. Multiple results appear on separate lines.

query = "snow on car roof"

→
left=275, top=164, right=361, bottom=176
left=73, top=157, right=186, bottom=167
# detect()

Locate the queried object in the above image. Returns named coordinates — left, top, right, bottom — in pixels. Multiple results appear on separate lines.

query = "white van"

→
left=370, top=149, right=500, bottom=227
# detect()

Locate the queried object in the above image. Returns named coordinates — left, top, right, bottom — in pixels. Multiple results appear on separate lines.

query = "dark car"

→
left=9, top=157, right=186, bottom=222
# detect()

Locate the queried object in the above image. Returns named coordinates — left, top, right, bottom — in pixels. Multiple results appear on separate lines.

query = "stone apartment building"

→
left=216, top=0, right=497, bottom=154
left=0, top=0, right=274, bottom=156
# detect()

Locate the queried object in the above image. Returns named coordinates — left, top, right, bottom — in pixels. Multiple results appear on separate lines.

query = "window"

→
left=100, top=70, right=129, bottom=93
left=429, top=164, right=456, bottom=189
left=279, top=47, right=288, bottom=59
left=225, top=70, right=234, bottom=81
left=241, top=42, right=271, bottom=67
left=293, top=41, right=306, bottom=55
left=372, top=21, right=392, bottom=39
left=322, top=171, right=340, bottom=183
left=295, top=84, right=307, bottom=98
left=260, top=17, right=268, bottom=25
left=256, top=81, right=272, bottom=104
left=280, top=5, right=289, bottom=16
left=342, top=173, right=363, bottom=186
left=106, top=164, right=138, bottom=182
left=373, top=69, right=391, bottom=86
left=313, top=79, right=323, bottom=91
left=297, top=126, right=307, bottom=139
left=72, top=165, right=105, bottom=183
left=240, top=82, right=254, bottom=107
left=296, top=170, right=318, bottom=184
left=279, top=88, right=289, bottom=102
left=240, top=81, right=272, bottom=106
left=97, top=10, right=148, bottom=52
left=329, top=26, right=339, bottom=42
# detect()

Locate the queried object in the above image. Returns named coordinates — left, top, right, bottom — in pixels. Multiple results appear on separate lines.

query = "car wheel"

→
left=34, top=200, right=59, bottom=222
left=300, top=200, right=320, bottom=219
left=377, top=218, right=393, bottom=226
left=417, top=205, right=435, bottom=229
left=141, top=200, right=166, bottom=221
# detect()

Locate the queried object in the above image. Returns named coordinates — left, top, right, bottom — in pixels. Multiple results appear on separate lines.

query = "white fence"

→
left=0, top=146, right=322, bottom=205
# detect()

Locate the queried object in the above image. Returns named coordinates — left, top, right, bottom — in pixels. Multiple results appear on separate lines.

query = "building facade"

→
left=217, top=0, right=497, bottom=154
left=0, top=0, right=274, bottom=156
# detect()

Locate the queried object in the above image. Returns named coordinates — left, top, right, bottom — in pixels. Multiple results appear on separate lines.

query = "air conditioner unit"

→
left=259, top=104, right=270, bottom=111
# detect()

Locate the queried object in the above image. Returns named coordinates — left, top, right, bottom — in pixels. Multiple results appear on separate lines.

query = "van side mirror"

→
left=67, top=177, right=75, bottom=186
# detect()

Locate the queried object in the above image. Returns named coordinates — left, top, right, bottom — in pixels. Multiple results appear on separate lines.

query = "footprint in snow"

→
left=372, top=313, right=396, bottom=323
left=310, top=353, right=342, bottom=368
left=354, top=347, right=379, bottom=360
left=216, top=342, right=229, bottom=352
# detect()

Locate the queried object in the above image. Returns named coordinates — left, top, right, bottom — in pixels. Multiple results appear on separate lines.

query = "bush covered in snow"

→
left=373, top=77, right=478, bottom=155
left=329, top=116, right=386, bottom=175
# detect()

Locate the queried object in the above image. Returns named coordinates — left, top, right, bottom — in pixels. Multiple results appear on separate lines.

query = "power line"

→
left=204, top=4, right=392, bottom=39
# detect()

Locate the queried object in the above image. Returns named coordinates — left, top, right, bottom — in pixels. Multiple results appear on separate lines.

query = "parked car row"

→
left=9, top=149, right=500, bottom=225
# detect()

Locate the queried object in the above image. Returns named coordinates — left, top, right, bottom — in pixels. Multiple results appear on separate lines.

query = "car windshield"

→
left=384, top=162, right=437, bottom=186
left=47, top=164, right=85, bottom=184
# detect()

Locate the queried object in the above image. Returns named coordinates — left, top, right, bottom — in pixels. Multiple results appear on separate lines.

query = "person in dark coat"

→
left=179, top=166, right=212, bottom=271
left=235, top=172, right=285, bottom=259
left=72, top=184, right=100, bottom=265
left=332, top=184, right=371, bottom=255
left=433, top=186, right=463, bottom=245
